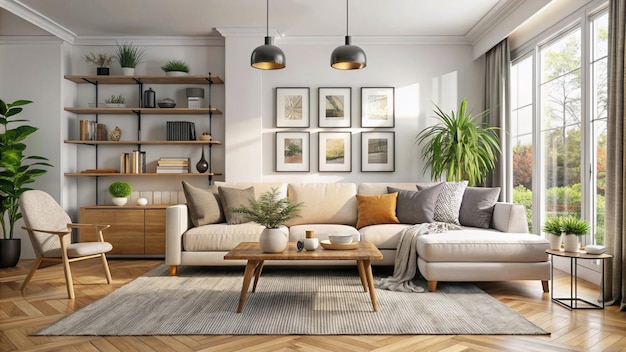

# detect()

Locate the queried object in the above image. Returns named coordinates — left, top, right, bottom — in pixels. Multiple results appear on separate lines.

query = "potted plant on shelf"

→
left=114, top=42, right=145, bottom=76
left=542, top=216, right=563, bottom=250
left=108, top=181, right=132, bottom=206
left=415, top=98, right=501, bottom=186
left=560, top=216, right=590, bottom=252
left=83, top=52, right=115, bottom=76
left=231, top=188, right=303, bottom=253
left=0, top=99, right=52, bottom=268
left=104, top=94, right=126, bottom=108
left=161, top=60, right=190, bottom=76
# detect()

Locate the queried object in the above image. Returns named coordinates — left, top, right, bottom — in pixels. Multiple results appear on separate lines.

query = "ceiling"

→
left=1, top=0, right=520, bottom=42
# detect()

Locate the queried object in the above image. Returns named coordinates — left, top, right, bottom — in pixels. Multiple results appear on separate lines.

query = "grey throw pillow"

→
left=218, top=186, right=255, bottom=225
left=181, top=181, right=224, bottom=226
left=388, top=184, right=443, bottom=224
left=418, top=181, right=468, bottom=225
left=459, top=187, right=501, bottom=228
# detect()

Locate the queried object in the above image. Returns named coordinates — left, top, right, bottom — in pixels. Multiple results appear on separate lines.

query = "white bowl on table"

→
left=328, top=234, right=353, bottom=245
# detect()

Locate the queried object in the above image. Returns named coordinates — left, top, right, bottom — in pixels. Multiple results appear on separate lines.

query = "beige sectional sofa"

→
left=165, top=182, right=550, bottom=292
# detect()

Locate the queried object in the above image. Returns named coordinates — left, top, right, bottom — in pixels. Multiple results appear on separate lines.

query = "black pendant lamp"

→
left=251, top=0, right=286, bottom=70
left=331, top=0, right=366, bottom=70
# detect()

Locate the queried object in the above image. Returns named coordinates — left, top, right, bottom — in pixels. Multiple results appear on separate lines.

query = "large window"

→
left=511, top=7, right=608, bottom=246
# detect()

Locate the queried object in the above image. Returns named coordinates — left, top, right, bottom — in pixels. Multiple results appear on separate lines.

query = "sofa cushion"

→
left=388, top=184, right=443, bottom=224
left=183, top=223, right=266, bottom=251
left=416, top=229, right=549, bottom=262
left=355, top=193, right=400, bottom=229
left=459, top=187, right=501, bottom=229
left=181, top=181, right=224, bottom=226
left=218, top=186, right=255, bottom=225
left=214, top=182, right=288, bottom=199
left=359, top=223, right=411, bottom=249
left=286, top=183, right=357, bottom=226
left=418, top=181, right=468, bottom=225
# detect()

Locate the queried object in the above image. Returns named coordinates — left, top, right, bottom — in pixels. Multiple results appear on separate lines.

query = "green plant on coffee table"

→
left=105, top=94, right=125, bottom=104
left=561, top=216, right=590, bottom=236
left=230, top=188, right=303, bottom=229
left=108, top=181, right=132, bottom=198
left=161, top=60, right=189, bottom=73
left=114, top=42, right=145, bottom=68
left=542, top=217, right=563, bottom=236
left=83, top=52, right=115, bottom=67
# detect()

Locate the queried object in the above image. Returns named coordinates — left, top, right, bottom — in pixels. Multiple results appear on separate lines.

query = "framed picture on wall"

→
left=361, top=87, right=395, bottom=127
left=318, top=87, right=351, bottom=128
left=275, top=87, right=310, bottom=128
left=275, top=131, right=310, bottom=172
left=361, top=131, right=395, bottom=172
left=318, top=132, right=352, bottom=172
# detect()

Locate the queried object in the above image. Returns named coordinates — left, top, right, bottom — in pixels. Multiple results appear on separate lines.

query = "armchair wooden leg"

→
left=101, top=253, right=112, bottom=284
left=542, top=280, right=549, bottom=293
left=21, top=256, right=43, bottom=292
left=60, top=253, right=75, bottom=299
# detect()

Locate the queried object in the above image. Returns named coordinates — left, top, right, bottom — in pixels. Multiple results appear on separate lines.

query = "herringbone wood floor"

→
left=1, top=259, right=625, bottom=352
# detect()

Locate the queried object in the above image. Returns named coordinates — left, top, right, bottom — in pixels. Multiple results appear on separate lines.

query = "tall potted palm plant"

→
left=415, top=98, right=501, bottom=186
left=0, top=99, right=52, bottom=267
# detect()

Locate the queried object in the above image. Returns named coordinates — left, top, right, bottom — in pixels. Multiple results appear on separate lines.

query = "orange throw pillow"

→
left=355, top=193, right=400, bottom=229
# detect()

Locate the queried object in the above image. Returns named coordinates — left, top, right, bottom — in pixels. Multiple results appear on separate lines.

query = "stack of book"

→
left=166, top=121, right=196, bottom=141
left=156, top=157, right=190, bottom=173
left=120, top=150, right=146, bottom=174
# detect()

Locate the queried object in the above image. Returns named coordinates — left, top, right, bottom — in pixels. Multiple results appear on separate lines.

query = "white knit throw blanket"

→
left=375, top=222, right=460, bottom=293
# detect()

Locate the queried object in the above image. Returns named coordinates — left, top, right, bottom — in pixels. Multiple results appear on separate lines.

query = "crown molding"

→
left=216, top=27, right=283, bottom=38
left=0, top=35, right=63, bottom=45
left=72, top=36, right=224, bottom=46
left=0, top=0, right=76, bottom=43
left=278, top=35, right=469, bottom=46
left=465, top=0, right=524, bottom=45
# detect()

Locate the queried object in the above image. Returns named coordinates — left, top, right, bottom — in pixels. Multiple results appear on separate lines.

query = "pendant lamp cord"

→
left=345, top=0, right=349, bottom=36
left=266, top=0, right=269, bottom=37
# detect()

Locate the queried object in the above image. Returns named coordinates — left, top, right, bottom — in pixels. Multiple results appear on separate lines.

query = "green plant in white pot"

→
left=231, top=188, right=303, bottom=253
left=415, top=98, right=501, bottom=186
left=108, top=181, right=132, bottom=206
left=161, top=60, right=190, bottom=76
left=114, top=42, right=145, bottom=75
left=0, top=99, right=52, bottom=267
left=542, top=216, right=563, bottom=250
left=560, top=216, right=589, bottom=252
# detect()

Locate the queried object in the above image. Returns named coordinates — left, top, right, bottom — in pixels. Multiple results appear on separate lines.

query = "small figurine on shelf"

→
left=109, top=126, right=121, bottom=141
left=199, top=132, right=212, bottom=141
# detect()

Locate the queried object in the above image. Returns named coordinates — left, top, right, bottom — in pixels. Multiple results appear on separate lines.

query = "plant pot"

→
left=165, top=71, right=188, bottom=76
left=0, top=238, right=21, bottom=268
left=259, top=227, right=288, bottom=253
left=111, top=197, right=128, bottom=206
left=548, top=233, right=563, bottom=250
left=562, top=234, right=580, bottom=252
left=121, top=67, right=135, bottom=76
left=97, top=67, right=110, bottom=75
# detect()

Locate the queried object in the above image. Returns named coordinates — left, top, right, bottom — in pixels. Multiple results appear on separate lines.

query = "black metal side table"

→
left=546, top=249, right=612, bottom=309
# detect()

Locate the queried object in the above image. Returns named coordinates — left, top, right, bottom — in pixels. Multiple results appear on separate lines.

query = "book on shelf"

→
left=166, top=121, right=196, bottom=141
left=156, top=157, right=190, bottom=173
left=119, top=150, right=147, bottom=174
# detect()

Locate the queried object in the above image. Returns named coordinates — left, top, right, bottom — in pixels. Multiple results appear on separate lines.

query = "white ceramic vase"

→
left=562, top=234, right=580, bottom=252
left=548, top=233, right=562, bottom=250
left=121, top=67, right=135, bottom=76
left=259, top=227, right=288, bottom=253
left=111, top=197, right=128, bottom=206
left=304, top=238, right=319, bottom=251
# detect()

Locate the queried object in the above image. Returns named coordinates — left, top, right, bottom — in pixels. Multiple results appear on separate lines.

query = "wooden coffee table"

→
left=224, top=241, right=383, bottom=313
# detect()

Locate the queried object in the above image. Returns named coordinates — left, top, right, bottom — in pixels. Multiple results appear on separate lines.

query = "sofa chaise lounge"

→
left=165, top=182, right=550, bottom=292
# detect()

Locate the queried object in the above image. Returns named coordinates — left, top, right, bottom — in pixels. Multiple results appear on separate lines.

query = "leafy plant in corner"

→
left=108, top=182, right=132, bottom=198
left=542, top=217, right=563, bottom=236
left=161, top=60, right=190, bottom=73
left=231, top=188, right=303, bottom=228
left=415, top=98, right=501, bottom=186
left=0, top=99, right=52, bottom=239
left=561, top=216, right=590, bottom=236
left=83, top=52, right=115, bottom=67
left=114, top=42, right=145, bottom=68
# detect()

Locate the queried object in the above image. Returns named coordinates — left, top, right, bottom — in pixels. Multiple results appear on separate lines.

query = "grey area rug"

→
left=35, top=265, right=548, bottom=336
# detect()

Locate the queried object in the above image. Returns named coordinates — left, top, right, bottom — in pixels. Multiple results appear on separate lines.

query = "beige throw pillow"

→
left=218, top=186, right=255, bottom=225
left=181, top=181, right=224, bottom=226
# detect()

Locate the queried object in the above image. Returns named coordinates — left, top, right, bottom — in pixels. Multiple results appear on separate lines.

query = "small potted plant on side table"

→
left=231, top=188, right=303, bottom=253
left=542, top=217, right=564, bottom=250
left=561, top=216, right=590, bottom=252
left=108, top=181, right=132, bottom=206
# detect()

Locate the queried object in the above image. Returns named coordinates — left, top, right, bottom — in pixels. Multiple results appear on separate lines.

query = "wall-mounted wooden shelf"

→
left=64, top=140, right=222, bottom=145
left=64, top=107, right=223, bottom=115
left=65, top=172, right=223, bottom=177
left=64, top=74, right=224, bottom=85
